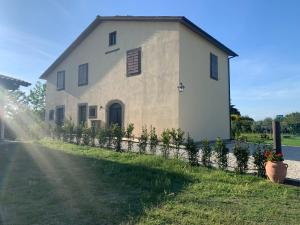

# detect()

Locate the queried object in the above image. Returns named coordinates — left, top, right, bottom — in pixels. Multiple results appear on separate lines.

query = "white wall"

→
left=179, top=24, right=230, bottom=141
left=45, top=21, right=180, bottom=135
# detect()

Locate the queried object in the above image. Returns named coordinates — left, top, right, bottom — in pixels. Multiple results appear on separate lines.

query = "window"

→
left=210, top=53, right=218, bottom=80
left=78, top=63, right=88, bottom=86
left=49, top=110, right=54, bottom=121
left=55, top=106, right=65, bottom=126
left=89, top=105, right=97, bottom=118
left=78, top=103, right=87, bottom=125
left=57, top=71, right=65, bottom=90
left=109, top=31, right=117, bottom=46
left=127, top=47, right=141, bottom=76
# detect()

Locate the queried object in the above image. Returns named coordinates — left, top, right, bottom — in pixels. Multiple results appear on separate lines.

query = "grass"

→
left=241, top=133, right=300, bottom=147
left=0, top=140, right=299, bottom=225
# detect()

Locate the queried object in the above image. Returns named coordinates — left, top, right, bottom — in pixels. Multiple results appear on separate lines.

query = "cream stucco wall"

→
left=178, top=24, right=230, bottom=141
left=45, top=21, right=180, bottom=135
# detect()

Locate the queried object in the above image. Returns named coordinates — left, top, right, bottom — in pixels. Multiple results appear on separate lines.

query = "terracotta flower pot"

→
left=265, top=161, right=288, bottom=183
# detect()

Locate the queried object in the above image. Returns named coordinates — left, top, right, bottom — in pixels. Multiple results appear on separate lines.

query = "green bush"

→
left=185, top=134, right=198, bottom=166
left=161, top=129, right=171, bottom=159
left=90, top=126, right=97, bottom=147
left=138, top=126, right=148, bottom=154
left=111, top=123, right=124, bottom=152
left=201, top=139, right=212, bottom=167
left=97, top=128, right=107, bottom=148
left=170, top=128, right=185, bottom=159
left=233, top=141, right=250, bottom=174
left=214, top=138, right=229, bottom=170
left=253, top=144, right=266, bottom=177
left=82, top=126, right=91, bottom=146
left=54, top=125, right=63, bottom=140
left=106, top=127, right=113, bottom=149
left=64, top=117, right=74, bottom=143
left=149, top=126, right=159, bottom=154
left=125, top=123, right=134, bottom=152
left=75, top=125, right=83, bottom=145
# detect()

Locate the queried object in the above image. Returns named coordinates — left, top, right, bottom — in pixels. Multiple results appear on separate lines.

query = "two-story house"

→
left=40, top=16, right=238, bottom=141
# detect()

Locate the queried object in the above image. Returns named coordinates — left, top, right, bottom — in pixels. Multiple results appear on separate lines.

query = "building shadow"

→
left=0, top=143, right=192, bottom=225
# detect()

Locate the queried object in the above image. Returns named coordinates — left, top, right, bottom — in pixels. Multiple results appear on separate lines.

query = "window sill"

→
left=127, top=71, right=141, bottom=77
left=105, top=48, right=120, bottom=55
left=78, top=83, right=88, bottom=87
left=56, top=88, right=65, bottom=91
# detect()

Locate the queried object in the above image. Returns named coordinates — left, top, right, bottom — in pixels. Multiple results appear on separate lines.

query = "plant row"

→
left=50, top=121, right=274, bottom=177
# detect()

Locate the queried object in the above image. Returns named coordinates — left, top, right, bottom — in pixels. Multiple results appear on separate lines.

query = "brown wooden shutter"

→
left=57, top=71, right=65, bottom=90
left=78, top=63, right=88, bottom=86
left=127, top=47, right=141, bottom=76
left=210, top=53, right=218, bottom=80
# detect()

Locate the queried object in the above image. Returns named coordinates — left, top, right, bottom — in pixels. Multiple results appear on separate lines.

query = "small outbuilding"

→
left=0, top=74, right=31, bottom=140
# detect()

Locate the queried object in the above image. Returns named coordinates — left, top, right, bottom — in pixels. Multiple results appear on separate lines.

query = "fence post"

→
left=272, top=120, right=282, bottom=153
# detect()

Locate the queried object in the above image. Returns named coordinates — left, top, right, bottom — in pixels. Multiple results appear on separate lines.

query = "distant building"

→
left=0, top=74, right=31, bottom=140
left=41, top=16, right=238, bottom=141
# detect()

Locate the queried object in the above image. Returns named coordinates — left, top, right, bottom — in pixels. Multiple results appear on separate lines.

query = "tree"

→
left=27, top=81, right=46, bottom=120
left=283, top=112, right=300, bottom=134
left=230, top=104, right=241, bottom=116
left=239, top=116, right=254, bottom=133
left=262, top=117, right=273, bottom=133
left=4, top=81, right=47, bottom=139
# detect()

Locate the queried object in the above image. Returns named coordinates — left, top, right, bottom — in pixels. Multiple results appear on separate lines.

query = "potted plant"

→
left=264, top=147, right=288, bottom=183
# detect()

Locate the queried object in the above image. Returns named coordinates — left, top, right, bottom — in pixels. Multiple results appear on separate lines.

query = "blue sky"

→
left=0, top=0, right=299, bottom=120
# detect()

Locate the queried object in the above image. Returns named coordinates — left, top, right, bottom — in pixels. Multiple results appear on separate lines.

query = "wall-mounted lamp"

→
left=177, top=82, right=185, bottom=93
left=99, top=105, right=103, bottom=110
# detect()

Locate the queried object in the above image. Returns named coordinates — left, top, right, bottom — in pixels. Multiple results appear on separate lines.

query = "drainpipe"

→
left=228, top=56, right=236, bottom=140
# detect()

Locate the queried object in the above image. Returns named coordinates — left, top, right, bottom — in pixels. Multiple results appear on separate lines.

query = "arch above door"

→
left=106, top=100, right=125, bottom=128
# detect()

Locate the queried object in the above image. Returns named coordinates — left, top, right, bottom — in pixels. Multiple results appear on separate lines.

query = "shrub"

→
left=90, top=126, right=98, bottom=147
left=125, top=123, right=134, bottom=152
left=106, top=127, right=113, bottom=149
left=253, top=144, right=266, bottom=177
left=75, top=125, right=83, bottom=145
left=161, top=129, right=171, bottom=159
left=170, top=128, right=185, bottom=159
left=54, top=125, right=63, bottom=140
left=138, top=126, right=148, bottom=154
left=82, top=126, right=91, bottom=146
left=185, top=134, right=198, bottom=166
left=233, top=141, right=250, bottom=174
left=214, top=138, right=229, bottom=170
left=149, top=126, right=159, bottom=154
left=64, top=117, right=74, bottom=143
left=111, top=123, right=124, bottom=152
left=97, top=128, right=107, bottom=148
left=201, top=139, right=212, bottom=167
left=61, top=125, right=68, bottom=142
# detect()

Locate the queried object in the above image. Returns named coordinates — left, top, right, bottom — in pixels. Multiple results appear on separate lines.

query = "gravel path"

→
left=226, top=143, right=300, bottom=180
left=126, top=140, right=300, bottom=181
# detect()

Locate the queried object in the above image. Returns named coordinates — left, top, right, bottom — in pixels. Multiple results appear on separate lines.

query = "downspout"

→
left=228, top=56, right=236, bottom=140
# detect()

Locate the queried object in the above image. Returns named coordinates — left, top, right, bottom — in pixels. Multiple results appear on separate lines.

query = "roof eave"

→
left=40, top=16, right=238, bottom=79
left=180, top=17, right=238, bottom=57
left=39, top=16, right=101, bottom=79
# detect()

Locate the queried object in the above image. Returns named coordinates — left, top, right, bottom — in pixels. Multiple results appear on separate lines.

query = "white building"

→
left=41, top=16, right=238, bottom=141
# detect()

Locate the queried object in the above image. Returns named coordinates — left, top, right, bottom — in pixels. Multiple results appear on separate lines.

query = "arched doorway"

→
left=108, top=102, right=123, bottom=127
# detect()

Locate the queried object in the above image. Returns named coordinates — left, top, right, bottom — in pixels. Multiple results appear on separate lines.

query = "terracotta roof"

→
left=0, top=74, right=31, bottom=87
left=40, top=16, right=238, bottom=79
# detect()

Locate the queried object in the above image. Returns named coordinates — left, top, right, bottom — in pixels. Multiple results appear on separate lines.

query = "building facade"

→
left=41, top=16, right=237, bottom=141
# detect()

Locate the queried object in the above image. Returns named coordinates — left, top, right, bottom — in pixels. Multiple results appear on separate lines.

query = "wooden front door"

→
left=108, top=103, right=122, bottom=127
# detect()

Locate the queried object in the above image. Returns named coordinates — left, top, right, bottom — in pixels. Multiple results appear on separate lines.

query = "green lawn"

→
left=0, top=140, right=299, bottom=225
left=241, top=133, right=300, bottom=147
